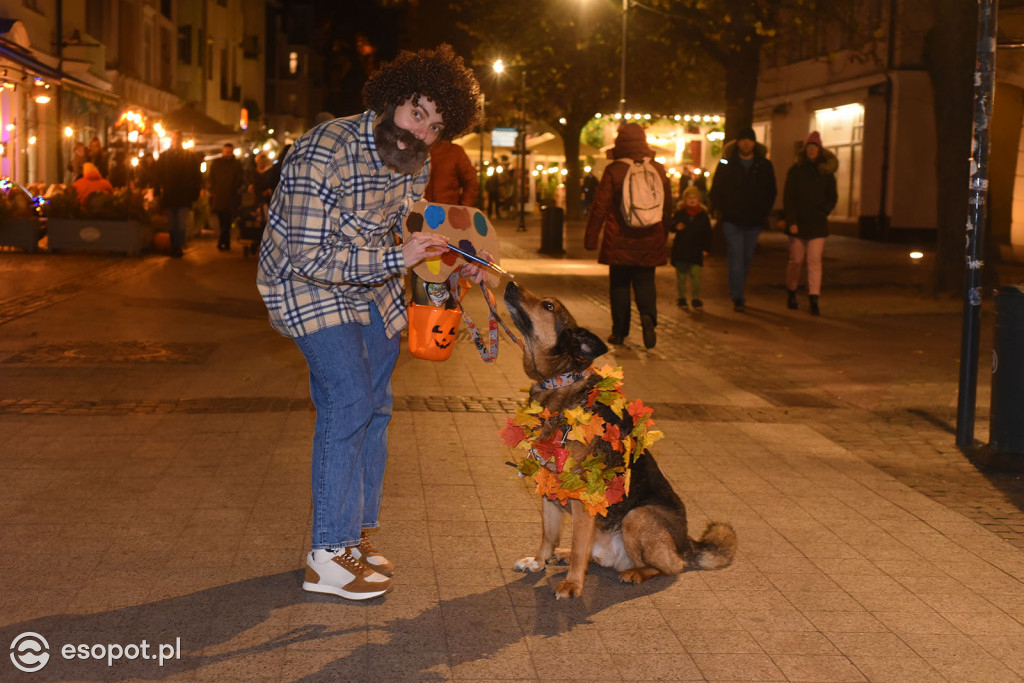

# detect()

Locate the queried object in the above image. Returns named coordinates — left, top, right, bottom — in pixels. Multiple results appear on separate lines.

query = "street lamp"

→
left=493, top=59, right=529, bottom=232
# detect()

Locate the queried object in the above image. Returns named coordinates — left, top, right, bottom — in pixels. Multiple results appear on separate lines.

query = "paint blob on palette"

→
left=404, top=201, right=502, bottom=285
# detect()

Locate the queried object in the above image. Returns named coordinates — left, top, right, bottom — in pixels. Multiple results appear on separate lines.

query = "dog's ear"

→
left=556, top=326, right=608, bottom=364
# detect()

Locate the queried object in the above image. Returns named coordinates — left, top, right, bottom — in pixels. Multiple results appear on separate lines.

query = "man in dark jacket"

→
left=208, top=142, right=244, bottom=251
left=584, top=123, right=671, bottom=348
left=709, top=127, right=777, bottom=312
left=155, top=130, right=203, bottom=258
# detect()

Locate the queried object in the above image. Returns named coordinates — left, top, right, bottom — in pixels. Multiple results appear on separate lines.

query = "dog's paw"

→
left=618, top=568, right=647, bottom=584
left=551, top=548, right=571, bottom=565
left=554, top=579, right=583, bottom=599
left=513, top=557, right=545, bottom=573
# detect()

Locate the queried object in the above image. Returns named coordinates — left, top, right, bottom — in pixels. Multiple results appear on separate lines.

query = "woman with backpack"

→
left=584, top=123, right=672, bottom=349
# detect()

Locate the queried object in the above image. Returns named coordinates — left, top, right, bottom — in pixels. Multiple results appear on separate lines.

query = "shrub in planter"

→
left=0, top=188, right=45, bottom=253
left=43, top=186, right=153, bottom=256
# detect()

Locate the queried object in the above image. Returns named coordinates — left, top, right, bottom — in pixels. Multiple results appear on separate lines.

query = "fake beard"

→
left=374, top=113, right=431, bottom=175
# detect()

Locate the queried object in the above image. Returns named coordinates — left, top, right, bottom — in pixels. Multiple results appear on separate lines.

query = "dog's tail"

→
left=687, top=521, right=738, bottom=570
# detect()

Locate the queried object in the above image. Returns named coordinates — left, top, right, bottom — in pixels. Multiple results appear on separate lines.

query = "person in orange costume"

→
left=72, top=162, right=114, bottom=207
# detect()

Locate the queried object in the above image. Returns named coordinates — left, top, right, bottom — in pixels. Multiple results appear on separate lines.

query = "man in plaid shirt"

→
left=257, top=45, right=483, bottom=601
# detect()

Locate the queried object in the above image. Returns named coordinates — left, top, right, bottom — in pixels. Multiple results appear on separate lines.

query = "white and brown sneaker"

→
left=302, top=547, right=392, bottom=600
left=349, top=530, right=394, bottom=577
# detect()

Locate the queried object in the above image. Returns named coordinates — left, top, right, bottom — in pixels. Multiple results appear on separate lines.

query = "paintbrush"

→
left=445, top=243, right=515, bottom=280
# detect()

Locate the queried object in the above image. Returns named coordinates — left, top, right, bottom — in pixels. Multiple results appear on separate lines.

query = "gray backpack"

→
left=620, top=158, right=664, bottom=227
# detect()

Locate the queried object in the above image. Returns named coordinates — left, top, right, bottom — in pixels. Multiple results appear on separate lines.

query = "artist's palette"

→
left=404, top=201, right=502, bottom=286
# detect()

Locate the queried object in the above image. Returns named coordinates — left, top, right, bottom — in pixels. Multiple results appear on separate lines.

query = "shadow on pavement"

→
left=3, top=567, right=669, bottom=680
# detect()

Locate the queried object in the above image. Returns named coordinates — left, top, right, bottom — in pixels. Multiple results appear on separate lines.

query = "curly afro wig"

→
left=362, top=44, right=481, bottom=141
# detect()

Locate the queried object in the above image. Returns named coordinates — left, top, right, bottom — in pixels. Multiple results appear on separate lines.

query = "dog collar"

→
left=538, top=370, right=587, bottom=390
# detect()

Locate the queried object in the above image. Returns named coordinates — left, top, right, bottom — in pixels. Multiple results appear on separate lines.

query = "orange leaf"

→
left=499, top=419, right=527, bottom=447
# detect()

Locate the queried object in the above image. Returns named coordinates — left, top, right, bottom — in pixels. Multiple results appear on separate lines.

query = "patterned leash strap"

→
left=447, top=271, right=522, bottom=362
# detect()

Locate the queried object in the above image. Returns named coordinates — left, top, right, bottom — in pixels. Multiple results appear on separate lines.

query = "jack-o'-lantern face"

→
left=432, top=324, right=457, bottom=349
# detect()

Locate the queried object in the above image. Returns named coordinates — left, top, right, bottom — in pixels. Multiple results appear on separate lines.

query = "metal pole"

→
left=956, top=0, right=997, bottom=448
left=517, top=69, right=526, bottom=231
left=619, top=0, right=627, bottom=114
left=478, top=94, right=485, bottom=211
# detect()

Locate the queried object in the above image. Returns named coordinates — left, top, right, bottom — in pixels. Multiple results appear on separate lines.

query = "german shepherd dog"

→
left=503, top=282, right=737, bottom=599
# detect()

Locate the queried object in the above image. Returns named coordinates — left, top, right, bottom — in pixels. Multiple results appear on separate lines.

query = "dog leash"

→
left=444, top=271, right=522, bottom=362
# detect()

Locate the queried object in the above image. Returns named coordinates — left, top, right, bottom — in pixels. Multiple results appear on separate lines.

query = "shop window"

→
left=813, top=103, right=865, bottom=220
left=178, top=25, right=192, bottom=65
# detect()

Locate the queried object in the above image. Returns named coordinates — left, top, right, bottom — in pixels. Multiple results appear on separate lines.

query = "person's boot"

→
left=809, top=295, right=820, bottom=316
left=787, top=290, right=798, bottom=310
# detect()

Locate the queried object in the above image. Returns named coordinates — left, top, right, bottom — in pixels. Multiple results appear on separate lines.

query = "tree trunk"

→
left=561, top=122, right=585, bottom=221
left=925, top=0, right=978, bottom=294
left=722, top=37, right=763, bottom=142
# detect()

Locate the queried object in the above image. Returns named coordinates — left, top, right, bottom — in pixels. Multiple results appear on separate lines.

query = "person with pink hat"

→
left=584, top=123, right=672, bottom=348
left=783, top=130, right=838, bottom=316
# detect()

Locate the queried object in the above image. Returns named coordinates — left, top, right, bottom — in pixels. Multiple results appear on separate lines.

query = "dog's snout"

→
left=504, top=281, right=520, bottom=305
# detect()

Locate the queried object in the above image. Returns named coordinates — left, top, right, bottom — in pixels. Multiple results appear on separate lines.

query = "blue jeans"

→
left=722, top=221, right=762, bottom=303
left=166, top=207, right=190, bottom=253
left=294, top=306, right=400, bottom=550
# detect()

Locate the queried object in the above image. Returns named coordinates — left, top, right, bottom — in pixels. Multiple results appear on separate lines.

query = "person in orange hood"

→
left=73, top=162, right=114, bottom=207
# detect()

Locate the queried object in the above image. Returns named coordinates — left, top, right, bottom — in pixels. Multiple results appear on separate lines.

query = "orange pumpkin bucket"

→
left=408, top=303, right=462, bottom=361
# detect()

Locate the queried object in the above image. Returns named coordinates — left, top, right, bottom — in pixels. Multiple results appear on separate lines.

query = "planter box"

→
left=0, top=217, right=45, bottom=252
left=47, top=218, right=149, bottom=256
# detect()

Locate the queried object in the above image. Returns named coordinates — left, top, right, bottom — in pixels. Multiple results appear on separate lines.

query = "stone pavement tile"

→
left=900, top=632, right=1023, bottom=682
left=871, top=610, right=962, bottom=636
left=844, top=588, right=933, bottom=613
left=771, top=654, right=867, bottom=682
left=584, top=601, right=669, bottom=632
left=801, top=610, right=889, bottom=633
left=592, top=626, right=687, bottom=654
left=690, top=652, right=786, bottom=681
left=824, top=631, right=916, bottom=658
left=975, top=635, right=1024, bottom=677
left=844, top=654, right=946, bottom=683
left=715, top=589, right=794, bottom=612
left=675, top=628, right=764, bottom=654
left=749, top=629, right=840, bottom=655
left=660, top=608, right=744, bottom=633
left=732, top=607, right=817, bottom=632
left=448, top=642, right=537, bottom=679
left=939, top=611, right=1024, bottom=637
left=282, top=641, right=370, bottom=680
left=609, top=651, right=705, bottom=680
left=916, top=587, right=1003, bottom=614
left=779, top=590, right=864, bottom=613
left=188, top=646, right=284, bottom=681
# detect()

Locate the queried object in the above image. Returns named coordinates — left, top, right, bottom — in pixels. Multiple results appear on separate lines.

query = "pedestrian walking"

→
left=67, top=142, right=87, bottom=183
left=709, top=127, right=777, bottom=312
left=670, top=185, right=713, bottom=311
left=783, top=131, right=838, bottom=316
left=256, top=44, right=486, bottom=601
left=485, top=164, right=502, bottom=218
left=207, top=143, right=244, bottom=251
left=154, top=130, right=202, bottom=258
left=584, top=123, right=671, bottom=349
left=87, top=137, right=109, bottom=178
left=423, top=139, right=478, bottom=206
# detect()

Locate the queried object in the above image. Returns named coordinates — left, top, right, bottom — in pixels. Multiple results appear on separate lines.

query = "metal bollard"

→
left=539, top=205, right=564, bottom=255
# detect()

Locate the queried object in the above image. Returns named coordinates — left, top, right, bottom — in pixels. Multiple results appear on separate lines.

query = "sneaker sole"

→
left=302, top=580, right=392, bottom=600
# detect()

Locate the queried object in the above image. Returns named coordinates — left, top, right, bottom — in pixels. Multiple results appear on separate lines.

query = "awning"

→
left=0, top=38, right=62, bottom=80
left=62, top=77, right=119, bottom=109
left=164, top=104, right=234, bottom=136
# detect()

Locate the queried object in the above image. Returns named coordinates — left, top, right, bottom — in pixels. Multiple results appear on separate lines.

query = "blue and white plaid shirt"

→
left=257, top=110, right=430, bottom=338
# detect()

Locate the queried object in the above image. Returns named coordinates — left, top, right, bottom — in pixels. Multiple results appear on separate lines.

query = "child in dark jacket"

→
left=670, top=186, right=713, bottom=310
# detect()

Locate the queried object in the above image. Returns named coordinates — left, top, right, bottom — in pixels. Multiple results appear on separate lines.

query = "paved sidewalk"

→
left=1, top=218, right=1023, bottom=681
